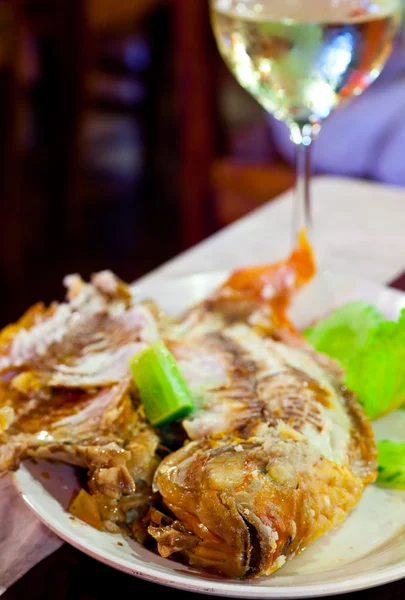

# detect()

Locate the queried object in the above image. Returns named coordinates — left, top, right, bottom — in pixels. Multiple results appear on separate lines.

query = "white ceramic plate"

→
left=12, top=271, right=405, bottom=598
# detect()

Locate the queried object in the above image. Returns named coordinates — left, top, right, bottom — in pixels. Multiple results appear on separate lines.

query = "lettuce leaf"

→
left=304, top=301, right=382, bottom=363
left=344, top=313, right=405, bottom=420
left=377, top=440, right=405, bottom=489
left=305, top=303, right=405, bottom=420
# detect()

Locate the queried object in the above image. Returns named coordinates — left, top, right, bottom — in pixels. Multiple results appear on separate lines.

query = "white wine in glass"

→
left=210, top=0, right=402, bottom=242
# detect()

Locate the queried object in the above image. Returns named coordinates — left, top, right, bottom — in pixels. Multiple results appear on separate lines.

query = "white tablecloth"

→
left=137, top=176, right=405, bottom=286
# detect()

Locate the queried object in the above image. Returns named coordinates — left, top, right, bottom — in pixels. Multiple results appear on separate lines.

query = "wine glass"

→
left=210, top=0, right=402, bottom=244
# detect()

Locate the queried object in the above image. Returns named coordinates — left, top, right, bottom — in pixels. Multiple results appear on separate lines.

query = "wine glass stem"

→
left=293, top=130, right=313, bottom=246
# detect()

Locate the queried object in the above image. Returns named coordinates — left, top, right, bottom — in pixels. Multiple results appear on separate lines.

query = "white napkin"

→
left=0, top=475, right=63, bottom=595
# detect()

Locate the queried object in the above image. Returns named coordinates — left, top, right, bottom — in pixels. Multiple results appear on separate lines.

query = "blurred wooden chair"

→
left=173, top=0, right=295, bottom=248
left=211, top=160, right=296, bottom=225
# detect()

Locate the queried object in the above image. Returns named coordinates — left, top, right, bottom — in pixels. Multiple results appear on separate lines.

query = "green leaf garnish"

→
left=304, top=301, right=383, bottom=363
left=344, top=315, right=405, bottom=420
left=305, top=303, right=405, bottom=420
left=377, top=440, right=405, bottom=489
left=129, top=340, right=194, bottom=427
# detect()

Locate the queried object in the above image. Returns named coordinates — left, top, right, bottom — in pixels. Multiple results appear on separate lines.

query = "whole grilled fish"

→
left=148, top=233, right=377, bottom=577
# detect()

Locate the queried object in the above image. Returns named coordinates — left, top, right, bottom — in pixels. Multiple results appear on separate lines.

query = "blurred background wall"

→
left=0, top=0, right=404, bottom=327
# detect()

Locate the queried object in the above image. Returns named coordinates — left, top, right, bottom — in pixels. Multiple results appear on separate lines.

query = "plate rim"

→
left=12, top=269, right=405, bottom=598
left=10, top=475, right=405, bottom=599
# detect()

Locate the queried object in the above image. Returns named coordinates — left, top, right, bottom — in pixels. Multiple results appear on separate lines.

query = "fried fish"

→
left=0, top=234, right=377, bottom=576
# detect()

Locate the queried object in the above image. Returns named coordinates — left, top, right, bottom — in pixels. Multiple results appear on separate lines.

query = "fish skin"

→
left=151, top=427, right=366, bottom=578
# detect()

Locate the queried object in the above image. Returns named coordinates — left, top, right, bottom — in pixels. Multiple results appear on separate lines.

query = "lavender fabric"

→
left=268, top=36, right=405, bottom=187
left=0, top=476, right=63, bottom=595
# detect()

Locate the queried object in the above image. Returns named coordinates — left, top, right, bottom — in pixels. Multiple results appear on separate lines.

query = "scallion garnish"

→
left=129, top=340, right=194, bottom=427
